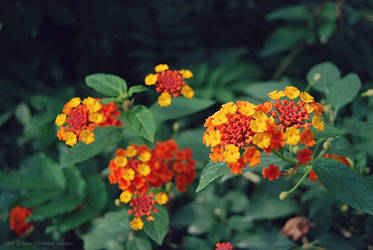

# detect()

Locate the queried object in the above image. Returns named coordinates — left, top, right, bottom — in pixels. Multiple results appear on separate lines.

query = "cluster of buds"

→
left=203, top=86, right=325, bottom=180
left=9, top=206, right=34, bottom=236
left=55, top=97, right=123, bottom=146
left=145, top=64, right=195, bottom=107
left=107, top=140, right=196, bottom=230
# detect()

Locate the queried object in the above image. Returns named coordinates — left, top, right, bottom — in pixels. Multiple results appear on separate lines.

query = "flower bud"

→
left=122, top=100, right=133, bottom=111
left=214, top=207, right=222, bottom=216
left=287, top=168, right=297, bottom=177
left=292, top=146, right=300, bottom=155
left=313, top=73, right=321, bottom=81
left=114, top=198, right=121, bottom=207
left=341, top=204, right=349, bottom=212
left=279, top=191, right=289, bottom=200
left=172, top=122, right=180, bottom=133
left=361, top=89, right=373, bottom=97
left=323, top=139, right=332, bottom=151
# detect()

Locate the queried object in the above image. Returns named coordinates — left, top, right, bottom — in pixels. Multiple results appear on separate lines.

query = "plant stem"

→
left=287, top=167, right=312, bottom=195
left=272, top=150, right=297, bottom=164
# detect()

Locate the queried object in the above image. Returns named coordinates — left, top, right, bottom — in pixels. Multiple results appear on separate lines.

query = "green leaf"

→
left=245, top=198, right=299, bottom=221
left=38, top=153, right=66, bottom=190
left=311, top=123, right=346, bottom=139
left=313, top=158, right=373, bottom=215
left=127, top=236, right=152, bottom=250
left=82, top=210, right=129, bottom=250
left=236, top=232, right=296, bottom=250
left=0, top=111, right=12, bottom=128
left=260, top=27, right=307, bottom=57
left=60, top=127, right=124, bottom=167
left=28, top=196, right=82, bottom=221
left=196, top=161, right=230, bottom=192
left=151, top=98, right=215, bottom=122
left=15, top=102, right=32, bottom=126
left=124, top=105, right=156, bottom=142
left=144, top=206, right=169, bottom=245
left=328, top=137, right=354, bottom=159
left=17, top=189, right=63, bottom=208
left=307, top=62, right=341, bottom=95
left=183, top=236, right=209, bottom=250
left=63, top=167, right=86, bottom=199
left=328, top=73, right=362, bottom=113
left=0, top=171, right=48, bottom=190
left=224, top=191, right=250, bottom=213
left=128, top=85, right=148, bottom=96
left=314, top=233, right=356, bottom=250
left=47, top=207, right=98, bottom=233
left=85, top=73, right=127, bottom=97
left=86, top=176, right=108, bottom=212
left=227, top=215, right=253, bottom=231
left=266, top=5, right=311, bottom=21
left=243, top=82, right=289, bottom=101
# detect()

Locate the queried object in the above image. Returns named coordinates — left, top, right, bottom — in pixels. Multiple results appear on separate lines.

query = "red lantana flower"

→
left=9, top=206, right=34, bottom=236
left=296, top=148, right=313, bottom=165
left=262, top=164, right=280, bottom=181
left=215, top=242, right=233, bottom=250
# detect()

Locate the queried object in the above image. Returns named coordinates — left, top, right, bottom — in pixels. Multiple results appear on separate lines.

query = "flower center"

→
left=271, top=99, right=309, bottom=130
left=218, top=113, right=254, bottom=148
left=69, top=106, right=88, bottom=129
left=156, top=70, right=185, bottom=97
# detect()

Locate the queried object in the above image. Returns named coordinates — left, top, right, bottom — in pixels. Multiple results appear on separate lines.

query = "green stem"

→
left=272, top=150, right=297, bottom=164
left=287, top=167, right=312, bottom=195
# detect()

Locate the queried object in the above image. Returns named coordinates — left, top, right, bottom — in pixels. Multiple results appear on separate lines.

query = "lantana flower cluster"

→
left=203, top=86, right=325, bottom=180
left=9, top=206, right=34, bottom=236
left=108, top=139, right=196, bottom=230
left=145, top=64, right=195, bottom=107
left=55, top=97, right=123, bottom=146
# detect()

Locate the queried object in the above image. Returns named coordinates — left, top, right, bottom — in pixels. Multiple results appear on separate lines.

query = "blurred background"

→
left=1, top=0, right=373, bottom=249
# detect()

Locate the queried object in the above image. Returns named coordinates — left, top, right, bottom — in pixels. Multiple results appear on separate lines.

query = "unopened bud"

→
left=361, top=89, right=373, bottom=97
left=114, top=198, right=121, bottom=207
left=292, top=146, right=300, bottom=155
left=341, top=204, right=349, bottom=212
left=122, top=100, right=133, bottom=111
left=323, top=139, right=332, bottom=151
left=322, top=139, right=332, bottom=151
left=172, top=122, right=180, bottom=132
left=165, top=182, right=173, bottom=192
left=279, top=191, right=289, bottom=200
left=214, top=207, right=222, bottom=216
left=287, top=168, right=297, bottom=176
left=313, top=73, right=321, bottom=81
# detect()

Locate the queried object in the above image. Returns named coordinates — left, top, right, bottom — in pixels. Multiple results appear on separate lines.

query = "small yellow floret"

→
left=179, top=69, right=194, bottom=79
left=80, top=129, right=95, bottom=144
left=55, top=113, right=67, bottom=126
left=119, top=190, right=132, bottom=203
left=237, top=101, right=256, bottom=116
left=252, top=133, right=271, bottom=149
left=83, top=97, right=102, bottom=113
left=126, top=145, right=137, bottom=157
left=312, top=115, right=325, bottom=131
left=250, top=112, right=268, bottom=133
left=158, top=92, right=172, bottom=107
left=145, top=73, right=158, bottom=86
left=114, top=156, right=128, bottom=167
left=154, top=64, right=169, bottom=72
left=65, top=132, right=77, bottom=146
left=223, top=144, right=240, bottom=164
left=268, top=90, right=285, bottom=100
left=211, top=110, right=227, bottom=126
left=284, top=86, right=300, bottom=99
left=89, top=112, right=104, bottom=124
left=155, top=192, right=169, bottom=205
left=221, top=102, right=237, bottom=114
left=130, top=218, right=144, bottom=231
left=138, top=164, right=151, bottom=176
left=181, top=85, right=194, bottom=99
left=300, top=92, right=314, bottom=103
left=123, top=168, right=135, bottom=181
left=204, top=130, right=221, bottom=147
left=139, top=151, right=151, bottom=162
left=284, top=127, right=300, bottom=145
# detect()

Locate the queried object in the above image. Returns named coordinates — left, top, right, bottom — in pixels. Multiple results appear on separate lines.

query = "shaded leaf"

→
left=124, top=105, right=156, bottom=142
left=128, top=85, right=148, bottom=96
left=127, top=236, right=152, bottom=250
left=86, top=176, right=108, bottom=212
left=307, top=62, right=341, bottom=95
left=313, top=158, right=373, bottom=215
left=60, top=127, right=124, bottom=167
left=196, top=161, right=230, bottom=192
left=85, top=73, right=127, bottom=97
left=144, top=206, right=169, bottom=245
left=63, top=167, right=86, bottom=199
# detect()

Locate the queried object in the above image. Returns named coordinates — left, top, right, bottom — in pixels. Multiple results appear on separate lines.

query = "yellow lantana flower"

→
left=158, top=92, right=172, bottom=107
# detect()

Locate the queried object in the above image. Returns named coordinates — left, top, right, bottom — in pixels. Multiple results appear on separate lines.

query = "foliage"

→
left=1, top=1, right=373, bottom=249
